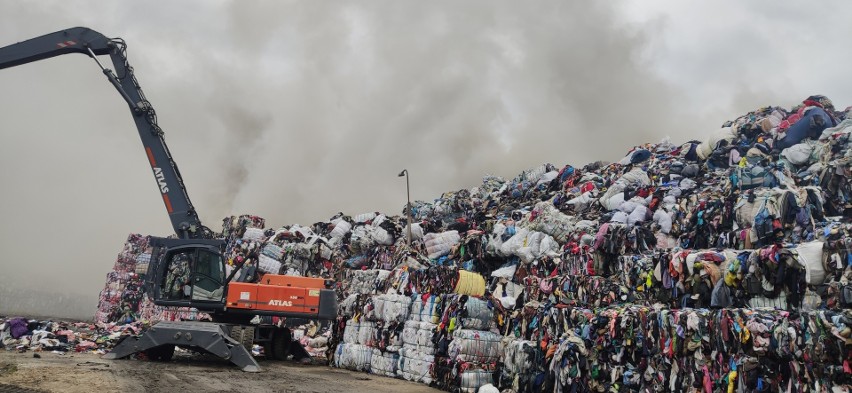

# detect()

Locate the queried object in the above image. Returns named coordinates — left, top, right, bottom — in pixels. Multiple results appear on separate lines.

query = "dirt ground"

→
left=0, top=350, right=442, bottom=393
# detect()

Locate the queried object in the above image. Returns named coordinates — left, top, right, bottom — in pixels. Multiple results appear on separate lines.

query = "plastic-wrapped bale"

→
left=459, top=368, right=495, bottom=393
left=349, top=226, right=375, bottom=254
left=261, top=243, right=283, bottom=260
left=354, top=212, right=377, bottom=224
left=242, top=227, right=266, bottom=241
left=459, top=296, right=493, bottom=330
left=796, top=241, right=826, bottom=285
left=433, top=358, right=495, bottom=392
left=339, top=294, right=359, bottom=318
left=373, top=294, right=412, bottom=323
left=402, top=320, right=437, bottom=355
left=348, top=269, right=381, bottom=295
left=448, top=329, right=501, bottom=363
left=334, top=343, right=372, bottom=372
left=134, top=252, right=151, bottom=275
left=257, top=254, right=282, bottom=274
left=330, top=219, right=352, bottom=239
left=424, top=230, right=461, bottom=259
left=357, top=321, right=377, bottom=347
left=397, top=347, right=435, bottom=384
left=370, top=215, right=395, bottom=246
left=527, top=201, right=576, bottom=243
left=343, top=319, right=360, bottom=344
left=369, top=348, right=399, bottom=377
left=409, top=294, right=438, bottom=323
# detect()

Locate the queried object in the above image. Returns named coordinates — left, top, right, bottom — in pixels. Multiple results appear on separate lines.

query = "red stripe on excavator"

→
left=163, top=194, right=174, bottom=213
left=145, top=147, right=157, bottom=166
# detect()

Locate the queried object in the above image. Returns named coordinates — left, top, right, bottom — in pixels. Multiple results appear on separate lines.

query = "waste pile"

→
left=319, top=95, right=851, bottom=392
left=93, top=95, right=851, bottom=391
left=95, top=233, right=210, bottom=324
left=0, top=316, right=147, bottom=355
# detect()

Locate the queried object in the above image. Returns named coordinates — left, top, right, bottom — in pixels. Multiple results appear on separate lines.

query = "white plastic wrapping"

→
left=343, top=319, right=359, bottom=344
left=424, top=230, right=461, bottom=259
left=257, top=254, right=282, bottom=274
left=408, top=294, right=438, bottom=323
left=330, top=220, right=352, bottom=239
left=242, top=227, right=265, bottom=241
left=448, top=329, right=501, bottom=363
left=527, top=202, right=576, bottom=243
left=397, top=347, right=435, bottom=384
left=334, top=343, right=372, bottom=372
left=795, top=241, right=825, bottom=285
left=402, top=320, right=437, bottom=355
left=370, top=294, right=412, bottom=323
left=459, top=368, right=495, bottom=393
left=370, top=348, right=399, bottom=377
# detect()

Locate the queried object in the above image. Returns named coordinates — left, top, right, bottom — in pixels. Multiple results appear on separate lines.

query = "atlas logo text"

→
left=153, top=167, right=169, bottom=193
left=268, top=300, right=293, bottom=307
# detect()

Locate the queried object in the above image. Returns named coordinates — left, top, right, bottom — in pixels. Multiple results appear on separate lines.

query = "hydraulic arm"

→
left=0, top=27, right=210, bottom=239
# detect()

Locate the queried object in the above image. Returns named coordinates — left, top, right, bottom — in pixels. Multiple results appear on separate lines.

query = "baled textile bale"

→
left=459, top=368, right=495, bottom=393
left=242, top=227, right=265, bottom=241
left=343, top=319, right=360, bottom=344
left=330, top=219, right=352, bottom=239
left=454, top=270, right=486, bottom=296
left=402, top=321, right=437, bottom=355
left=334, top=343, right=372, bottom=372
left=356, top=321, right=377, bottom=347
left=354, top=212, right=377, bottom=224
left=371, top=226, right=394, bottom=246
left=372, top=294, right=412, bottom=323
left=349, top=226, right=375, bottom=254
left=796, top=241, right=825, bottom=285
left=370, top=348, right=399, bottom=377
left=397, top=347, right=435, bottom=384
left=257, top=254, right=282, bottom=274
left=261, top=244, right=283, bottom=260
left=527, top=202, right=576, bottom=243
left=458, top=297, right=493, bottom=330
left=409, top=294, right=438, bottom=323
left=424, top=230, right=461, bottom=259
left=448, top=329, right=501, bottom=363
left=500, top=228, right=529, bottom=258
left=348, top=269, right=383, bottom=295
left=599, top=168, right=651, bottom=211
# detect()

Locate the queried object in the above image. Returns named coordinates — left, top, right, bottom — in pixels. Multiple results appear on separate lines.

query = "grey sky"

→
left=0, top=1, right=849, bottom=318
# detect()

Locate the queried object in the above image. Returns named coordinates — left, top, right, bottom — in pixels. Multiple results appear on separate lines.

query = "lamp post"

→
left=398, top=169, right=412, bottom=249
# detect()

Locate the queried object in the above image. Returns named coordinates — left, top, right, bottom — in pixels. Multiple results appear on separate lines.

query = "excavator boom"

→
left=0, top=27, right=208, bottom=239
left=1, top=27, right=338, bottom=372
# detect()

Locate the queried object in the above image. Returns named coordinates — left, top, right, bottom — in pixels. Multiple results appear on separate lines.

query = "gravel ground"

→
left=0, top=350, right=442, bottom=393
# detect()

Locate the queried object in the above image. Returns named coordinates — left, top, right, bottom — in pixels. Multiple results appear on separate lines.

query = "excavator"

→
left=0, top=27, right=337, bottom=372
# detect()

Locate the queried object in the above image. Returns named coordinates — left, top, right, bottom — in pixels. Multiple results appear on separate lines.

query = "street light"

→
left=398, top=169, right=412, bottom=249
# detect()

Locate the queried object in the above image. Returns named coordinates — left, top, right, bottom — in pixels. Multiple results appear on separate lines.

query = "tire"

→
left=229, top=325, right=256, bottom=353
left=144, top=345, right=175, bottom=361
left=271, top=327, right=291, bottom=361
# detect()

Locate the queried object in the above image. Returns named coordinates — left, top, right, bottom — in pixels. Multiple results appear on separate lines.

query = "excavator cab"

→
left=146, top=237, right=228, bottom=312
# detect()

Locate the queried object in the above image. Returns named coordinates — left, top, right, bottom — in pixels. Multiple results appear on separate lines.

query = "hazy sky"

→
left=1, top=1, right=850, bottom=318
